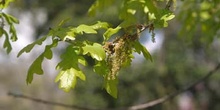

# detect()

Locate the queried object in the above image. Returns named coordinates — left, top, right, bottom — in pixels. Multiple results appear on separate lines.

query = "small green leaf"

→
left=44, top=39, right=58, bottom=59
left=5, top=13, right=19, bottom=24
left=160, top=13, right=175, bottom=27
left=104, top=77, right=118, bottom=98
left=76, top=24, right=97, bottom=34
left=93, top=61, right=109, bottom=75
left=91, top=21, right=110, bottom=30
left=82, top=43, right=106, bottom=61
left=17, top=35, right=47, bottom=57
left=56, top=46, right=79, bottom=70
left=103, top=26, right=121, bottom=41
left=78, top=56, right=88, bottom=66
left=26, top=54, right=44, bottom=84
left=9, top=25, right=17, bottom=41
left=26, top=39, right=58, bottom=84
left=133, top=41, right=153, bottom=61
left=2, top=29, right=12, bottom=54
left=55, top=68, right=86, bottom=92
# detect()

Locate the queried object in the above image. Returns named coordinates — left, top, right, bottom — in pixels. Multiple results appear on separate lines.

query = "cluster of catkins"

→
left=103, top=35, right=133, bottom=80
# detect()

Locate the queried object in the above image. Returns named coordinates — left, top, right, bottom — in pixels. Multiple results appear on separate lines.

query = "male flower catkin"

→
left=104, top=35, right=133, bottom=80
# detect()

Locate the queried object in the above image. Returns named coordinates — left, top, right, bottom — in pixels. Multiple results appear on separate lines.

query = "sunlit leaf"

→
left=91, top=21, right=110, bottom=30
left=82, top=42, right=106, bottom=61
left=56, top=46, right=79, bottom=70
left=160, top=13, right=175, bottom=27
left=103, top=26, right=121, bottom=41
left=55, top=68, right=86, bottom=92
left=78, top=56, right=88, bottom=66
left=76, top=24, right=97, bottom=34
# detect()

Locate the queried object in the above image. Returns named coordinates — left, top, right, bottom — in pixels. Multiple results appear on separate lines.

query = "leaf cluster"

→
left=4, top=0, right=176, bottom=98
left=0, top=0, right=19, bottom=53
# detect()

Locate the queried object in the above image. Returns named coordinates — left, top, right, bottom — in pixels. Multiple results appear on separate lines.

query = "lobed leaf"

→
left=55, top=67, right=86, bottom=92
left=133, top=41, right=153, bottom=62
left=26, top=39, right=58, bottom=84
left=56, top=46, right=79, bottom=70
left=104, top=77, right=118, bottom=98
left=103, top=26, right=121, bottom=41
left=93, top=61, right=109, bottom=76
left=2, top=29, right=12, bottom=53
left=82, top=42, right=106, bottom=61
left=76, top=24, right=97, bottom=34
left=91, top=21, right=110, bottom=30
left=26, top=54, right=44, bottom=84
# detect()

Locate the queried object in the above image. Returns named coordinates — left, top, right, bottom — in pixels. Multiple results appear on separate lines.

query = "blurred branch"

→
left=127, top=63, right=220, bottom=110
left=7, top=92, right=97, bottom=110
left=8, top=63, right=220, bottom=110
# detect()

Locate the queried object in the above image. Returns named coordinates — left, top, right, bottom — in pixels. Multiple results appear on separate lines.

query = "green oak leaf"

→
left=55, top=67, right=86, bottom=92
left=2, top=13, right=19, bottom=24
left=26, top=54, right=44, bottom=84
left=104, top=77, right=118, bottom=98
left=91, top=21, right=110, bottom=30
left=56, top=46, right=79, bottom=70
left=133, top=41, right=153, bottom=62
left=2, top=29, right=12, bottom=54
left=103, top=26, right=121, bottom=41
left=76, top=24, right=97, bottom=34
left=160, top=13, right=175, bottom=27
left=82, top=43, right=106, bottom=61
left=26, top=39, right=58, bottom=84
left=93, top=61, right=109, bottom=75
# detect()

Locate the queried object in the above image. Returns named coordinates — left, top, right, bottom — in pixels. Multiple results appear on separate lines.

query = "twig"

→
left=127, top=63, right=220, bottom=110
left=8, top=63, right=220, bottom=110
left=8, top=92, right=98, bottom=110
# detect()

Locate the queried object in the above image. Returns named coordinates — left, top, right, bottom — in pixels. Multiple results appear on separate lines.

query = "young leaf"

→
left=26, top=39, right=58, bottom=84
left=55, top=67, right=86, bottom=92
left=56, top=46, right=79, bottom=70
left=104, top=77, right=118, bottom=98
left=2, top=29, right=12, bottom=53
left=93, top=61, right=109, bottom=76
left=82, top=42, right=106, bottom=61
left=91, top=21, right=110, bottom=30
left=103, top=26, right=121, bottom=41
left=160, top=13, right=175, bottom=27
left=133, top=41, right=153, bottom=61
left=76, top=24, right=97, bottom=34
left=26, top=54, right=44, bottom=84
